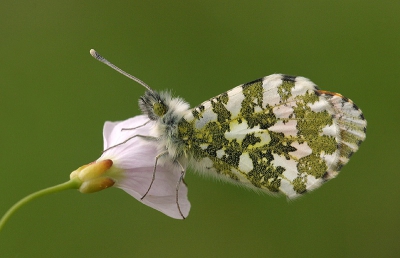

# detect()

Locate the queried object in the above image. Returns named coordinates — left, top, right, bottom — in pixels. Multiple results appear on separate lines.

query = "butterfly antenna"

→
left=90, top=49, right=153, bottom=92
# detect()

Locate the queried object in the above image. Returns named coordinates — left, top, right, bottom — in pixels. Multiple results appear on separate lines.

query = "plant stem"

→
left=0, top=179, right=81, bottom=232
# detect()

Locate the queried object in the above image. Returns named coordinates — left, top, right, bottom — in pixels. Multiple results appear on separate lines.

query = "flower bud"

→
left=79, top=177, right=115, bottom=193
left=78, top=159, right=113, bottom=181
left=69, top=159, right=115, bottom=194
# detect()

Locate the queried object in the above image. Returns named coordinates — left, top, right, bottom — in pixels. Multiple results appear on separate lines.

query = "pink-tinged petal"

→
left=98, top=115, right=190, bottom=219
left=100, top=116, right=160, bottom=169
left=102, top=115, right=152, bottom=151
left=115, top=160, right=190, bottom=219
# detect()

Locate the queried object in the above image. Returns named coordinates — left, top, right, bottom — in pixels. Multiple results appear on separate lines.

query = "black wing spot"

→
left=282, top=74, right=297, bottom=82
left=243, top=78, right=263, bottom=88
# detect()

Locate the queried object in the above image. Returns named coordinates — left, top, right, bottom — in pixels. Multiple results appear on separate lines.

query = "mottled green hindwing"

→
left=178, top=74, right=366, bottom=198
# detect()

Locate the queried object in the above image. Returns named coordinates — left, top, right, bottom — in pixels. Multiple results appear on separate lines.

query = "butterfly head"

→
left=139, top=90, right=169, bottom=120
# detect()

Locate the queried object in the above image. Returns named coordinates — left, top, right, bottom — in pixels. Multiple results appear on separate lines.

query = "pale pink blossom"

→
left=96, top=115, right=190, bottom=219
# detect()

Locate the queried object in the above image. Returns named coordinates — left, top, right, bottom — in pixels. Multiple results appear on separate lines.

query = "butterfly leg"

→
left=121, top=120, right=151, bottom=131
left=141, top=151, right=168, bottom=200
left=103, top=134, right=157, bottom=153
left=175, top=161, right=186, bottom=219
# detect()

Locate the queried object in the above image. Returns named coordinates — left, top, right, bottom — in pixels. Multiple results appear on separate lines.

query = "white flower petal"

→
left=98, top=115, right=190, bottom=219
left=115, top=160, right=190, bottom=219
left=102, top=115, right=152, bottom=151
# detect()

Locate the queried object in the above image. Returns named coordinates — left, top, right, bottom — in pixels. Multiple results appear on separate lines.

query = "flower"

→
left=86, top=115, right=190, bottom=219
left=2, top=117, right=190, bottom=233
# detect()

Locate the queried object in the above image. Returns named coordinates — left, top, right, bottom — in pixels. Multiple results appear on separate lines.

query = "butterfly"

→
left=90, top=49, right=366, bottom=218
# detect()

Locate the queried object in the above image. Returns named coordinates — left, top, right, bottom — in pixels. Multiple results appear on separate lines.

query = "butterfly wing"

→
left=179, top=74, right=366, bottom=198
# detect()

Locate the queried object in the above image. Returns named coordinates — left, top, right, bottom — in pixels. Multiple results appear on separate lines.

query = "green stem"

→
left=0, top=179, right=81, bottom=232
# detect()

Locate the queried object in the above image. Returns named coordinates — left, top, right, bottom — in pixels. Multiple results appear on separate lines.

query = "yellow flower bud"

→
left=79, top=177, right=115, bottom=193
left=69, top=160, right=115, bottom=194
left=78, top=160, right=113, bottom=181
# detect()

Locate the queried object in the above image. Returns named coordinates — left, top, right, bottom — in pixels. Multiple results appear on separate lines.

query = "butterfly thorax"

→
left=139, top=90, right=191, bottom=161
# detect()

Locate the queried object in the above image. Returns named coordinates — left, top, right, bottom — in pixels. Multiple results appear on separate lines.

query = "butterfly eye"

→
left=153, top=101, right=168, bottom=117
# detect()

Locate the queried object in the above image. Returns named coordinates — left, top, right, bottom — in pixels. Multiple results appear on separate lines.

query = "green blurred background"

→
left=0, top=1, right=399, bottom=257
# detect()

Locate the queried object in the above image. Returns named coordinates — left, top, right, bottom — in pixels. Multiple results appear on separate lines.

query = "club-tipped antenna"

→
left=90, top=49, right=153, bottom=92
